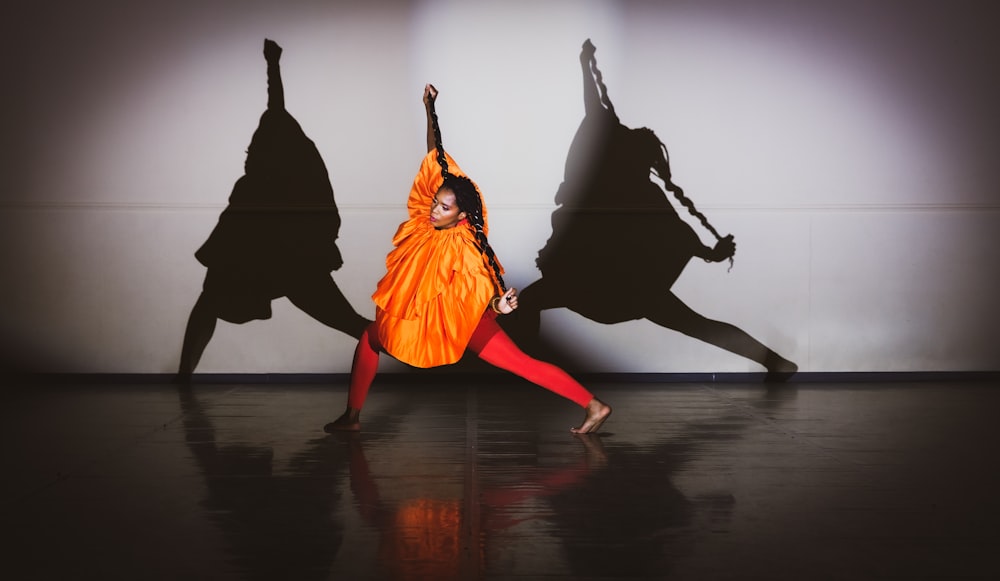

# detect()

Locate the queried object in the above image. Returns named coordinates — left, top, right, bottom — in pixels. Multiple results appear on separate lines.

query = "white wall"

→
left=2, top=0, right=997, bottom=374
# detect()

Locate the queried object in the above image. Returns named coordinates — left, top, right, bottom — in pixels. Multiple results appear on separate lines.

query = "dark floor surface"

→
left=3, top=378, right=999, bottom=580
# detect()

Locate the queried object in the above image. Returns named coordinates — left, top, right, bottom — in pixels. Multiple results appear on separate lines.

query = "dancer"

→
left=325, top=84, right=611, bottom=434
left=177, top=39, right=370, bottom=380
left=506, top=39, right=797, bottom=379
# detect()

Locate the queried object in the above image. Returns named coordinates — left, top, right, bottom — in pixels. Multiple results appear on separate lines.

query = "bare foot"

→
left=570, top=398, right=612, bottom=434
left=324, top=408, right=361, bottom=433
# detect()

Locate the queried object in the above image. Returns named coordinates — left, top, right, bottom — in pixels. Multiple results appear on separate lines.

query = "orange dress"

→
left=371, top=151, right=503, bottom=368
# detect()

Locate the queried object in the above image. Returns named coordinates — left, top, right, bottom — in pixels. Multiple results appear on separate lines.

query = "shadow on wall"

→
left=177, top=39, right=371, bottom=380
left=502, top=40, right=797, bottom=380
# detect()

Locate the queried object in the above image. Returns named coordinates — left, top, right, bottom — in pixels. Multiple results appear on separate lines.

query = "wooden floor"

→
left=4, top=378, right=999, bottom=580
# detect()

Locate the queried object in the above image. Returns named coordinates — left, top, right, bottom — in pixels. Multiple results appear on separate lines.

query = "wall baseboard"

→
left=10, top=370, right=1000, bottom=386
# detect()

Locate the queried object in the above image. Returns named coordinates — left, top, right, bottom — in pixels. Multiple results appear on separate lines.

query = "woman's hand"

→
left=494, top=288, right=519, bottom=315
left=423, top=83, right=438, bottom=108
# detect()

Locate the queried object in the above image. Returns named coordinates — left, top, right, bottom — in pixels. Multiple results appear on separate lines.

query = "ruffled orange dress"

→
left=371, top=151, right=503, bottom=368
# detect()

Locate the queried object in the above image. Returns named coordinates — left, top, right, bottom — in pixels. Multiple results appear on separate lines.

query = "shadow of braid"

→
left=590, top=50, right=735, bottom=270
left=650, top=133, right=735, bottom=270
left=591, top=56, right=616, bottom=119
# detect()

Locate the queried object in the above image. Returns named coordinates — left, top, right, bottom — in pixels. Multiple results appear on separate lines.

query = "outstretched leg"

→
left=646, top=292, right=797, bottom=378
left=469, top=314, right=611, bottom=433
left=177, top=293, right=217, bottom=381
left=324, top=323, right=381, bottom=432
left=288, top=274, right=372, bottom=340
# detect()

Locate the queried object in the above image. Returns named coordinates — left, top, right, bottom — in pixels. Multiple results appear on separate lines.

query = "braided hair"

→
left=427, top=93, right=507, bottom=294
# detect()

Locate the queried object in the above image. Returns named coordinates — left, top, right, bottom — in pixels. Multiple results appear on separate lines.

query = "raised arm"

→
left=407, top=85, right=464, bottom=219
left=424, top=83, right=439, bottom=153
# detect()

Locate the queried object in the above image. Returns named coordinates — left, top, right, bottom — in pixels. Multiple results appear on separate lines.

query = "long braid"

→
left=444, top=176, right=507, bottom=294
left=427, top=92, right=507, bottom=294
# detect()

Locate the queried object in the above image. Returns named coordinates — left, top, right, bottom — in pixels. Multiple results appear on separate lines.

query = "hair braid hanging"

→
left=427, top=92, right=507, bottom=294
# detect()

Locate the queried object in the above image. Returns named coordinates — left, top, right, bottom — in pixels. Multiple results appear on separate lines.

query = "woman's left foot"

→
left=571, top=398, right=612, bottom=434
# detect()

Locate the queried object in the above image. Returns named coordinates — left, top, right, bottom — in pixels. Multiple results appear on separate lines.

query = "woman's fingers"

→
left=502, top=288, right=519, bottom=312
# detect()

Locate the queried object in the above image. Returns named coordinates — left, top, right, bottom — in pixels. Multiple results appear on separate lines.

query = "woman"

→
left=325, top=84, right=611, bottom=434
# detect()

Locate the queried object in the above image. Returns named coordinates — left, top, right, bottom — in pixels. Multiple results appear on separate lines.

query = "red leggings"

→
left=346, top=313, right=594, bottom=410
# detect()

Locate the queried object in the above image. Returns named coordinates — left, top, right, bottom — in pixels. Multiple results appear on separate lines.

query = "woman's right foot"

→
left=570, top=398, right=612, bottom=434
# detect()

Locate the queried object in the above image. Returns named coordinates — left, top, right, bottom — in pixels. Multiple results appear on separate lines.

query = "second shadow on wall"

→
left=503, top=40, right=796, bottom=380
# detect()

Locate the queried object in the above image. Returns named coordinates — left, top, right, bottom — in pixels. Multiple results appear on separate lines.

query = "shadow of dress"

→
left=195, top=106, right=344, bottom=323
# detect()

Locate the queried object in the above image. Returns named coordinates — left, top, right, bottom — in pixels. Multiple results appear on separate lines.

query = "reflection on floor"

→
left=4, top=379, right=999, bottom=580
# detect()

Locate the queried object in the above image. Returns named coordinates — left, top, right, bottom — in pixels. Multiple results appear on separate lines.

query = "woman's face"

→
left=430, top=187, right=466, bottom=229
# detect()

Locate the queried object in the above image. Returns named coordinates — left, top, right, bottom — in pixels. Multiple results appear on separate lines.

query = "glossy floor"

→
left=4, top=379, right=999, bottom=580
